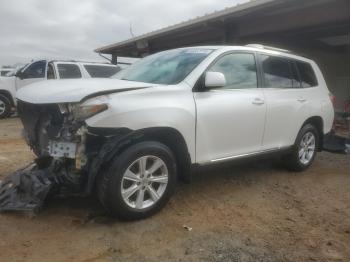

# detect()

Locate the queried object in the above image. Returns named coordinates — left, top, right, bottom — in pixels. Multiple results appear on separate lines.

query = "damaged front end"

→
left=0, top=100, right=112, bottom=213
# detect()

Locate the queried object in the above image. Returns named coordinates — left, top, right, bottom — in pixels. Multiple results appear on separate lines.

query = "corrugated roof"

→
left=95, top=0, right=279, bottom=53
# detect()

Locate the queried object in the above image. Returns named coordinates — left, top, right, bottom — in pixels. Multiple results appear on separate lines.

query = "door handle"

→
left=252, top=98, right=265, bottom=105
left=297, top=97, right=307, bottom=103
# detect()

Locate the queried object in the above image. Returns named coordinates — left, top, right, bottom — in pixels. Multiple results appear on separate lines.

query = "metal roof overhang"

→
left=95, top=0, right=350, bottom=57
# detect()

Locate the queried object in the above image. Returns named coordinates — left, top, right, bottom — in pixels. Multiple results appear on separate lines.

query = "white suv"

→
left=14, top=45, right=334, bottom=219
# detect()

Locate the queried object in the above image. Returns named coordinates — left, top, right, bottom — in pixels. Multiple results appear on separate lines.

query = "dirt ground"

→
left=0, top=117, right=349, bottom=262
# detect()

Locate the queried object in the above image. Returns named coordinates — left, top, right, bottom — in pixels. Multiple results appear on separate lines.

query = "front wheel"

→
left=0, top=94, right=11, bottom=119
left=97, top=141, right=177, bottom=220
left=284, top=124, right=319, bottom=172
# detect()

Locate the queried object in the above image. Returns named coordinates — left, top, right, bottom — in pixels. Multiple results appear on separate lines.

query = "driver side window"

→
left=208, top=53, right=257, bottom=89
left=22, top=61, right=46, bottom=79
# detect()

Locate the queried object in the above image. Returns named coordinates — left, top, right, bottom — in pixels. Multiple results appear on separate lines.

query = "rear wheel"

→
left=284, top=124, right=319, bottom=171
left=0, top=94, right=11, bottom=119
left=97, top=141, right=177, bottom=220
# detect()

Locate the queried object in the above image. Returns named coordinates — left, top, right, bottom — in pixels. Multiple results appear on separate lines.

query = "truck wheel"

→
left=97, top=141, right=177, bottom=220
left=283, top=124, right=319, bottom=172
left=0, top=94, right=11, bottom=119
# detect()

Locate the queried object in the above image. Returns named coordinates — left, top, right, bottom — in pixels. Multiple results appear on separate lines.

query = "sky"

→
left=0, top=0, right=248, bottom=67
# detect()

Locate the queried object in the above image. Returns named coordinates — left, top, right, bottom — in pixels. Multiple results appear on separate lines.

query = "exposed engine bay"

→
left=19, top=101, right=91, bottom=174
left=0, top=100, right=130, bottom=212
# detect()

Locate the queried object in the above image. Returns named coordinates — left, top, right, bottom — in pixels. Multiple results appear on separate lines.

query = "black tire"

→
left=0, top=94, right=11, bottom=119
left=283, top=123, right=320, bottom=172
left=97, top=141, right=177, bottom=220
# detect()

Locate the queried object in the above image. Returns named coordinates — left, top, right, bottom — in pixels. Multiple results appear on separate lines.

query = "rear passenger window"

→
left=57, top=64, right=82, bottom=79
left=260, top=55, right=293, bottom=88
left=290, top=61, right=302, bottom=88
left=84, top=65, right=120, bottom=78
left=295, top=61, right=318, bottom=88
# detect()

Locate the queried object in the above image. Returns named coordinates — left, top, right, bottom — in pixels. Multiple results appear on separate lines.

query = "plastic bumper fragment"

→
left=0, top=164, right=55, bottom=213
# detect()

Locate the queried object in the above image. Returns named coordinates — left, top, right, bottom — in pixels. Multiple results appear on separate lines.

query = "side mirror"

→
left=205, top=71, right=226, bottom=88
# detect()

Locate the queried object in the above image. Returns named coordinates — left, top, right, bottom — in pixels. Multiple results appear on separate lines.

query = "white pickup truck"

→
left=0, top=60, right=120, bottom=118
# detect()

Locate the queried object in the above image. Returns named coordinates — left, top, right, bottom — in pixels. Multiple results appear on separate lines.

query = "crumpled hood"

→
left=16, top=78, right=154, bottom=104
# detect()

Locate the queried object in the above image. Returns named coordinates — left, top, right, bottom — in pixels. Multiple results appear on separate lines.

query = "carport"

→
left=96, top=0, right=350, bottom=137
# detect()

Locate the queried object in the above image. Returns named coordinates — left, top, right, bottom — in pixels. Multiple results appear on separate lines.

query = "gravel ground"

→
left=0, top=117, right=349, bottom=262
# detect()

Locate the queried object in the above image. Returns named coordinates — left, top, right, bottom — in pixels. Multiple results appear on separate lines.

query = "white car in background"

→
left=0, top=67, right=15, bottom=77
left=0, top=60, right=120, bottom=118
left=13, top=45, right=334, bottom=220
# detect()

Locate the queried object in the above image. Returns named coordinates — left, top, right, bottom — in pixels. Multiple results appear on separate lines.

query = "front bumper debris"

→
left=0, top=163, right=54, bottom=213
left=0, top=158, right=72, bottom=213
left=1, top=102, right=92, bottom=214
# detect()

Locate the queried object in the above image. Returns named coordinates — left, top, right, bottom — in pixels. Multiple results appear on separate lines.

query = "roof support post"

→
left=222, top=24, right=239, bottom=44
left=112, top=54, right=118, bottom=65
left=136, top=40, right=150, bottom=57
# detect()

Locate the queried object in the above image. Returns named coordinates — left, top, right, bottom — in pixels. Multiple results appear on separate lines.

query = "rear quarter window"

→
left=57, top=64, right=82, bottom=79
left=84, top=65, right=120, bottom=78
left=295, top=61, right=318, bottom=88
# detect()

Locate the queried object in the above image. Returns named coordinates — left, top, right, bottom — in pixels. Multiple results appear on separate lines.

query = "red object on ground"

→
left=343, top=101, right=350, bottom=113
left=329, top=93, right=336, bottom=106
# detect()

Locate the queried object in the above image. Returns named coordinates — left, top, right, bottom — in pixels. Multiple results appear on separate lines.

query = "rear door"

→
left=194, top=52, right=267, bottom=163
left=258, top=54, right=313, bottom=150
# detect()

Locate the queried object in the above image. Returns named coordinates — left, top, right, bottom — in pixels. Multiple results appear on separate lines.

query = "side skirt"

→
left=195, top=146, right=293, bottom=168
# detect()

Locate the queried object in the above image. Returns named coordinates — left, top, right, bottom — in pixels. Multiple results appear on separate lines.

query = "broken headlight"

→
left=70, top=102, right=108, bottom=120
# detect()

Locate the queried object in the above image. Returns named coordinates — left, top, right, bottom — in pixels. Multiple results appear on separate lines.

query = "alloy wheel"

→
left=121, top=155, right=169, bottom=210
left=0, top=99, right=6, bottom=115
left=298, top=132, right=316, bottom=165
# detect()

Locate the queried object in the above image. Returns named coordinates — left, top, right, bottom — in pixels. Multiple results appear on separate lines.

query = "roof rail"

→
left=48, top=59, right=113, bottom=65
left=245, top=44, right=291, bottom=53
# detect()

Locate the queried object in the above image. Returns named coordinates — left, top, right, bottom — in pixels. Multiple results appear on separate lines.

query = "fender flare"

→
left=84, top=127, right=192, bottom=194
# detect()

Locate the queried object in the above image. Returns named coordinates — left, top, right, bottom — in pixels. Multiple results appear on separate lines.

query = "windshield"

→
left=112, top=48, right=213, bottom=85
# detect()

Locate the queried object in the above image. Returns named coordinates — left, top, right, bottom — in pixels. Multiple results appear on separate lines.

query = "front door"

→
left=16, top=60, right=47, bottom=90
left=194, top=52, right=267, bottom=163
